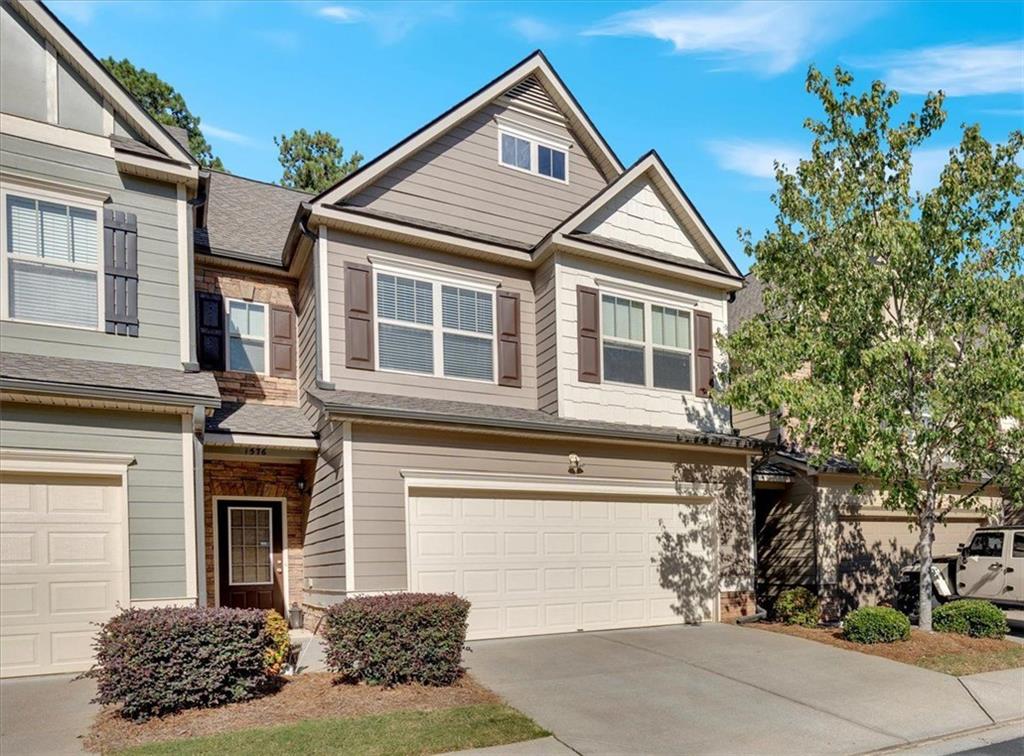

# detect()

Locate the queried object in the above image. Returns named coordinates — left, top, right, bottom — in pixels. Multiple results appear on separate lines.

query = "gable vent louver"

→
left=501, top=76, right=565, bottom=123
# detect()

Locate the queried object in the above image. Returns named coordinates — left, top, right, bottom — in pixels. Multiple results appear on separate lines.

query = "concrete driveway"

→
left=466, top=624, right=1023, bottom=755
left=0, top=674, right=95, bottom=755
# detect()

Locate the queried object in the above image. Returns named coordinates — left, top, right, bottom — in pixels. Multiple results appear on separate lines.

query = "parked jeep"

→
left=896, top=526, right=1023, bottom=617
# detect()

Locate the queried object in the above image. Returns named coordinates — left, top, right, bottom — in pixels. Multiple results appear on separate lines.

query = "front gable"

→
left=310, top=52, right=623, bottom=250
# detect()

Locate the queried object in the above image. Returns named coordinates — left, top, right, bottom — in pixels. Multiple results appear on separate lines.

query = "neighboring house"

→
left=0, top=0, right=763, bottom=678
left=729, top=274, right=1004, bottom=616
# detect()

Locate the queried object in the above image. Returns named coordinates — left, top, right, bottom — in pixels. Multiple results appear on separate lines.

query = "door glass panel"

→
left=1013, top=533, right=1024, bottom=558
left=967, top=532, right=1003, bottom=557
left=228, top=507, right=273, bottom=585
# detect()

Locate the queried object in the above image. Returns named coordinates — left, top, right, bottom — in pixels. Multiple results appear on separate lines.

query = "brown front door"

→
left=218, top=500, right=285, bottom=614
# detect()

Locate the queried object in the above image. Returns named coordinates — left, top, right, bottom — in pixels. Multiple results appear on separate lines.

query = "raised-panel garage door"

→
left=408, top=496, right=717, bottom=640
left=0, top=474, right=127, bottom=678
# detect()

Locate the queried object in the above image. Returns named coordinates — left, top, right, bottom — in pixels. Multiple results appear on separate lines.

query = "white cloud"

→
left=317, top=5, right=363, bottom=23
left=585, top=1, right=880, bottom=75
left=510, top=17, right=559, bottom=43
left=706, top=139, right=803, bottom=179
left=48, top=1, right=102, bottom=24
left=863, top=43, right=1024, bottom=96
left=910, top=146, right=952, bottom=193
left=202, top=124, right=260, bottom=147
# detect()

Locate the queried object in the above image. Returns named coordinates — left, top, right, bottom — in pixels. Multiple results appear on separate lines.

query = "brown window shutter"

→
left=694, top=310, right=714, bottom=397
left=269, top=305, right=295, bottom=379
left=496, top=290, right=522, bottom=387
left=196, top=292, right=225, bottom=371
left=344, top=262, right=374, bottom=370
left=577, top=285, right=601, bottom=384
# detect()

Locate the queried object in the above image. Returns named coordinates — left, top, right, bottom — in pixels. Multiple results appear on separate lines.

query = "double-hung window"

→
left=375, top=269, right=496, bottom=382
left=601, top=293, right=694, bottom=392
left=3, top=192, right=101, bottom=329
left=498, top=123, right=569, bottom=182
left=227, top=299, right=267, bottom=374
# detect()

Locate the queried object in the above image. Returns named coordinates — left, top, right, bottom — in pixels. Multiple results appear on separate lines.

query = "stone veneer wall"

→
left=195, top=262, right=299, bottom=406
left=203, top=459, right=310, bottom=609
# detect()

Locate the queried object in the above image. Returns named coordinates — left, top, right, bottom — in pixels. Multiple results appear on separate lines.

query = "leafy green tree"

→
left=275, top=129, right=363, bottom=193
left=102, top=57, right=224, bottom=170
left=720, top=67, right=1024, bottom=631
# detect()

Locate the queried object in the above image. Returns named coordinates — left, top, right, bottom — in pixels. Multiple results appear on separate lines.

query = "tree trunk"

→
left=917, top=496, right=938, bottom=632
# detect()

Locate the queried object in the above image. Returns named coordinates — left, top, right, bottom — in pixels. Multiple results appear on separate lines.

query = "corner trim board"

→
left=316, top=224, right=332, bottom=385
left=342, top=421, right=355, bottom=593
left=181, top=415, right=198, bottom=600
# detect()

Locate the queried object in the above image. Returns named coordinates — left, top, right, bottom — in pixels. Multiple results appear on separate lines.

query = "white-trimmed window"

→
left=498, top=122, right=569, bottom=183
left=375, top=268, right=496, bottom=382
left=601, top=293, right=694, bottom=392
left=227, top=299, right=267, bottom=374
left=2, top=191, right=102, bottom=329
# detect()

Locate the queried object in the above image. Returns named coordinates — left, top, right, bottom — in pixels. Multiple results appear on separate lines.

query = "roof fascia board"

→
left=14, top=0, right=197, bottom=167
left=0, top=377, right=220, bottom=408
left=311, top=51, right=622, bottom=207
left=115, top=152, right=198, bottom=186
left=309, top=205, right=534, bottom=266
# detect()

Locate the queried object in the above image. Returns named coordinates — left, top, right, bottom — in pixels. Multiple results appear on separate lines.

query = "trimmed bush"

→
left=85, top=606, right=283, bottom=721
left=323, top=593, right=470, bottom=686
left=772, top=587, right=821, bottom=627
left=264, top=610, right=293, bottom=675
left=933, top=600, right=1008, bottom=639
left=843, top=606, right=911, bottom=644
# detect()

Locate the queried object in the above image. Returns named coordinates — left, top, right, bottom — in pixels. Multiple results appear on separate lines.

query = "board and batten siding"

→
left=326, top=230, right=539, bottom=409
left=0, top=135, right=182, bottom=369
left=577, top=178, right=708, bottom=267
left=555, top=253, right=732, bottom=432
left=349, top=424, right=750, bottom=593
left=304, top=420, right=346, bottom=605
left=0, top=403, right=189, bottom=600
left=346, top=103, right=608, bottom=248
left=535, top=255, right=558, bottom=414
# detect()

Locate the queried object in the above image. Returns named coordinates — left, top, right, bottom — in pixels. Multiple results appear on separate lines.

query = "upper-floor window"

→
left=375, top=270, right=495, bottom=382
left=227, top=299, right=267, bottom=374
left=2, top=192, right=101, bottom=330
left=601, top=293, right=693, bottom=392
left=498, top=123, right=569, bottom=182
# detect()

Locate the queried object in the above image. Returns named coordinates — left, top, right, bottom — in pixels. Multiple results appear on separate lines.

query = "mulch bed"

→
left=85, top=673, right=501, bottom=754
left=750, top=621, right=1024, bottom=674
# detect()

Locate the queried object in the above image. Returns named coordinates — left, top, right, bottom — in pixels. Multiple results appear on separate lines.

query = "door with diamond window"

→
left=217, top=501, right=284, bottom=613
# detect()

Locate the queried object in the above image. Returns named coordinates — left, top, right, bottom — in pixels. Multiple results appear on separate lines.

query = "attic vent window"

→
left=496, top=121, right=570, bottom=183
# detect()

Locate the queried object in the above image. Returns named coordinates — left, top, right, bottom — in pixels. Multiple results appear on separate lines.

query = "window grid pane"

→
left=652, top=305, right=690, bottom=350
left=602, top=294, right=644, bottom=342
left=9, top=258, right=97, bottom=328
left=653, top=349, right=692, bottom=391
left=379, top=323, right=434, bottom=374
left=39, top=202, right=71, bottom=262
left=603, top=342, right=645, bottom=385
left=443, top=332, right=493, bottom=380
left=7, top=196, right=39, bottom=256
left=538, top=146, right=567, bottom=180
left=442, top=285, right=492, bottom=335
left=229, top=508, right=273, bottom=585
left=377, top=273, right=432, bottom=325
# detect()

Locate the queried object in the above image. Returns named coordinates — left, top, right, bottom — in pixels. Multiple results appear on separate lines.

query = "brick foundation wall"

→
left=195, top=263, right=299, bottom=406
left=719, top=590, right=757, bottom=623
left=203, top=459, right=309, bottom=609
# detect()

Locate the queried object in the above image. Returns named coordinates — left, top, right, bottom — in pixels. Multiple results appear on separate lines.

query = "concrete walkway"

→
left=465, top=624, right=1024, bottom=756
left=0, top=674, right=95, bottom=755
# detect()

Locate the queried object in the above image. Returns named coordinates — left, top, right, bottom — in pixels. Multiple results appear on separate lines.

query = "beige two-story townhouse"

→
left=1, top=0, right=765, bottom=678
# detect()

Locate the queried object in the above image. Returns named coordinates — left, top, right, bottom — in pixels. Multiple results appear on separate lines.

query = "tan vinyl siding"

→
left=346, top=103, right=607, bottom=247
left=535, top=255, right=558, bottom=414
left=1, top=135, right=182, bottom=369
left=326, top=230, right=538, bottom=409
left=756, top=478, right=817, bottom=600
left=350, top=424, right=751, bottom=593
left=733, top=409, right=774, bottom=440
left=0, top=402, right=188, bottom=600
left=304, top=420, right=345, bottom=604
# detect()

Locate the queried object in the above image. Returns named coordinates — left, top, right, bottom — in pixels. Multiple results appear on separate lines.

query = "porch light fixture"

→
left=568, top=453, right=584, bottom=476
left=296, top=478, right=307, bottom=493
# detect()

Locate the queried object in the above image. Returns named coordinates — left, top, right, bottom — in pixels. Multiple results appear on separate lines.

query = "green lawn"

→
left=117, top=704, right=550, bottom=756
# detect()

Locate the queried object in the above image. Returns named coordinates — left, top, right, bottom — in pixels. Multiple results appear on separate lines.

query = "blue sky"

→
left=52, top=1, right=1023, bottom=272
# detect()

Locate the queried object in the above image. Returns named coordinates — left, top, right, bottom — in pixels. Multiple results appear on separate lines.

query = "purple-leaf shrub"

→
left=322, top=593, right=470, bottom=686
left=83, top=606, right=282, bottom=721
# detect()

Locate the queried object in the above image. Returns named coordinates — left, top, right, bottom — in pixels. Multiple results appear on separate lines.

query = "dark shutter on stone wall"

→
left=196, top=292, right=225, bottom=371
left=103, top=209, right=139, bottom=336
left=694, top=310, right=714, bottom=398
left=270, top=305, right=296, bottom=378
left=496, top=290, right=521, bottom=387
left=577, top=285, right=601, bottom=384
left=344, top=262, right=374, bottom=370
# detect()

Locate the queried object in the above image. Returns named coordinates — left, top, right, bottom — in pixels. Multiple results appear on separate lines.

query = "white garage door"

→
left=1, top=474, right=127, bottom=677
left=408, top=496, right=717, bottom=640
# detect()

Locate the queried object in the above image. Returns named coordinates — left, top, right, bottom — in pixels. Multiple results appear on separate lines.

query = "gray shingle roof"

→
left=309, top=386, right=763, bottom=450
left=206, top=402, right=314, bottom=438
left=728, top=273, right=766, bottom=329
left=0, top=352, right=220, bottom=405
left=194, top=171, right=310, bottom=267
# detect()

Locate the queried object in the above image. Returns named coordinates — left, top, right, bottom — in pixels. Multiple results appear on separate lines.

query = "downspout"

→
left=192, top=405, right=207, bottom=607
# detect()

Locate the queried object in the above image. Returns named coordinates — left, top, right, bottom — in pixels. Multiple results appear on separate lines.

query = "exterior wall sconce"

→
left=568, top=453, right=584, bottom=476
left=296, top=478, right=307, bottom=493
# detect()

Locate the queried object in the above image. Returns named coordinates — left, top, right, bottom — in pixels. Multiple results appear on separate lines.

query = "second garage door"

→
left=408, top=495, right=717, bottom=640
